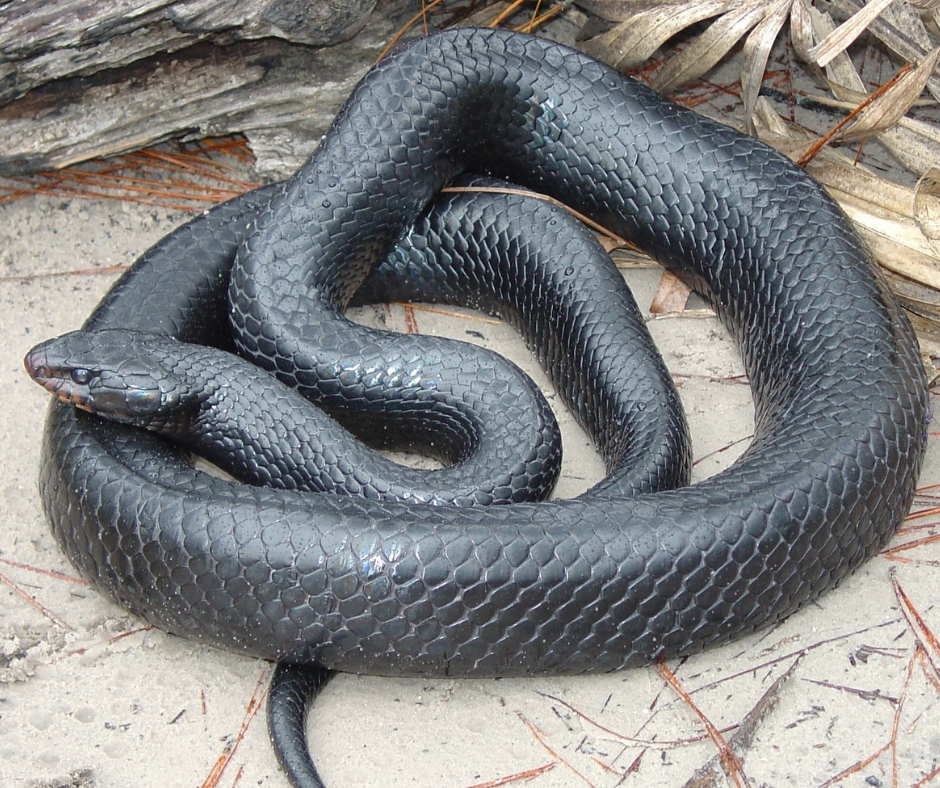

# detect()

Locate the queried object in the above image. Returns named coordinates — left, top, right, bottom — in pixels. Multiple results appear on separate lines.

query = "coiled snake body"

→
left=28, top=20, right=927, bottom=747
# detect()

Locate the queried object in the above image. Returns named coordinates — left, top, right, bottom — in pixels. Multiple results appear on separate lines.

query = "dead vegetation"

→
left=3, top=0, right=939, bottom=359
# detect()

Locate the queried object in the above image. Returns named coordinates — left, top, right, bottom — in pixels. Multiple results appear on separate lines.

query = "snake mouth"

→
left=33, top=376, right=93, bottom=411
left=23, top=349, right=94, bottom=411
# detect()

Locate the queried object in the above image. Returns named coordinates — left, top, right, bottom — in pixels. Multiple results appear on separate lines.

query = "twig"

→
left=892, top=572, right=940, bottom=666
left=881, top=532, right=940, bottom=560
left=0, top=556, right=88, bottom=585
left=0, top=264, right=128, bottom=283
left=377, top=0, right=445, bottom=61
left=463, top=762, right=557, bottom=788
left=537, top=690, right=736, bottom=747
left=692, top=435, right=753, bottom=468
left=442, top=185, right=634, bottom=251
left=391, top=302, right=501, bottom=325
left=518, top=711, right=597, bottom=788
left=657, top=661, right=752, bottom=788
left=682, top=657, right=801, bottom=788
left=0, top=570, right=74, bottom=631
left=796, top=63, right=914, bottom=166
left=819, top=741, right=891, bottom=787
left=889, top=646, right=923, bottom=788
left=801, top=677, right=897, bottom=705
left=198, top=666, right=271, bottom=788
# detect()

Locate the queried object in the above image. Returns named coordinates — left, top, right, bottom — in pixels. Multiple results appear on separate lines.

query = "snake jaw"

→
left=23, top=346, right=88, bottom=408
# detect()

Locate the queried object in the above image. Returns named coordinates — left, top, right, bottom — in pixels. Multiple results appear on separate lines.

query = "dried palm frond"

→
left=578, top=0, right=940, bottom=354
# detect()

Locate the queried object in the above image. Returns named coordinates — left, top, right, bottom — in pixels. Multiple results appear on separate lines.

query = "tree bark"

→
left=0, top=0, right=419, bottom=177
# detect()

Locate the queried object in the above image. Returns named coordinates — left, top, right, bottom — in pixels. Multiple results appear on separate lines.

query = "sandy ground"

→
left=1, top=172, right=939, bottom=788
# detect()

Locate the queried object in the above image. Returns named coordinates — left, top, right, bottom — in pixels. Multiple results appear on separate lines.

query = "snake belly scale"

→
left=35, top=28, right=927, bottom=681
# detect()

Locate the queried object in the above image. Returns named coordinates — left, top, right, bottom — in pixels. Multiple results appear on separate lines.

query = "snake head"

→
left=24, top=329, right=194, bottom=429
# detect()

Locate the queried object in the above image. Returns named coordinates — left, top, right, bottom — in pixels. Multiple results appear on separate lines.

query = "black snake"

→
left=28, top=174, right=691, bottom=787
left=25, top=26, right=928, bottom=786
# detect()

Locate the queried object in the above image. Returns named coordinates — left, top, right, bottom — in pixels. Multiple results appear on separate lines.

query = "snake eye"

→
left=70, top=368, right=93, bottom=385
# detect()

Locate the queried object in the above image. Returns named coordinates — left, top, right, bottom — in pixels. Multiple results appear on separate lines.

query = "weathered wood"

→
left=0, top=0, right=377, bottom=103
left=0, top=37, right=368, bottom=176
left=0, top=0, right=411, bottom=177
left=0, top=1, right=589, bottom=178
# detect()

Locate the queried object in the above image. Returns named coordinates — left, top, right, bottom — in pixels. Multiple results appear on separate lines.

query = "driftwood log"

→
left=0, top=0, right=433, bottom=176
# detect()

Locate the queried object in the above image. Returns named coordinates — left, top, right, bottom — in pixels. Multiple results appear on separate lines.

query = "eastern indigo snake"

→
left=25, top=26, right=928, bottom=787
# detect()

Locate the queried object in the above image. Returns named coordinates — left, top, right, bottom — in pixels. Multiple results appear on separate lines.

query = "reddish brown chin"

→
left=31, top=373, right=92, bottom=411
left=52, top=384, right=92, bottom=410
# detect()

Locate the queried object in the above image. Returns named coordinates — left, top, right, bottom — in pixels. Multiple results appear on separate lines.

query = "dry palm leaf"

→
left=577, top=0, right=940, bottom=348
left=831, top=0, right=940, bottom=100
left=581, top=1, right=735, bottom=69
left=740, top=0, right=792, bottom=131
left=578, top=0, right=709, bottom=18
left=791, top=2, right=940, bottom=175
left=880, top=115, right=940, bottom=174
left=914, top=167, right=940, bottom=260
left=582, top=0, right=802, bottom=95
left=579, top=0, right=766, bottom=85
left=796, top=50, right=940, bottom=168
left=650, top=0, right=770, bottom=94
left=580, top=0, right=940, bottom=171
left=808, top=0, right=896, bottom=67
left=581, top=2, right=727, bottom=69
left=649, top=270, right=693, bottom=314
left=788, top=0, right=817, bottom=63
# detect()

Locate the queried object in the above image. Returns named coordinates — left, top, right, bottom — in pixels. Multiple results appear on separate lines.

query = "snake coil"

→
left=34, top=28, right=927, bottom=693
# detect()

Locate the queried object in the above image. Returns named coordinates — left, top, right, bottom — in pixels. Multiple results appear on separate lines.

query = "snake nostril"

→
left=23, top=350, right=42, bottom=376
